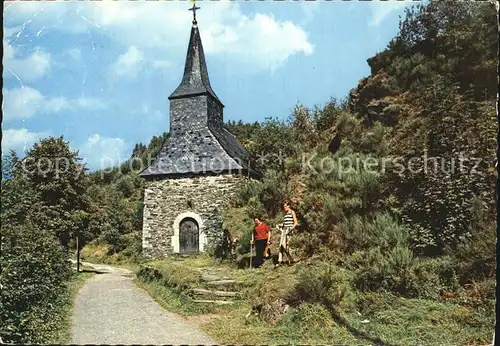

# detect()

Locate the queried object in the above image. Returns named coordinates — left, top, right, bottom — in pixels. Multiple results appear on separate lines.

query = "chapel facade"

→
left=139, top=9, right=257, bottom=258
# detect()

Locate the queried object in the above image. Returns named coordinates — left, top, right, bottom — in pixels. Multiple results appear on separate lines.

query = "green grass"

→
left=136, top=257, right=495, bottom=345
left=105, top=261, right=141, bottom=272
left=79, top=264, right=97, bottom=272
left=134, top=278, right=238, bottom=316
left=345, top=292, right=495, bottom=345
left=79, top=242, right=142, bottom=272
left=203, top=302, right=361, bottom=345
left=49, top=270, right=95, bottom=344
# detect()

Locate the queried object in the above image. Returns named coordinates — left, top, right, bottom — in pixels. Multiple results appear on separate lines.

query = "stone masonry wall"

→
left=142, top=173, right=247, bottom=259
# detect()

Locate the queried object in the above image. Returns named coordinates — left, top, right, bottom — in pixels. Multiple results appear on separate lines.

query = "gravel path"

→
left=70, top=262, right=216, bottom=345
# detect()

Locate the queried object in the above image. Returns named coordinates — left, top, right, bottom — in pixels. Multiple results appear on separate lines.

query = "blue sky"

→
left=2, top=0, right=414, bottom=170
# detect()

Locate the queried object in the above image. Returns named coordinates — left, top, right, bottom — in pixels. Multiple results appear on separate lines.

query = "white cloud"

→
left=109, top=46, right=145, bottom=81
left=203, top=13, right=314, bottom=71
left=4, top=2, right=86, bottom=35
left=79, top=134, right=128, bottom=170
left=66, top=48, right=82, bottom=61
left=2, top=128, right=49, bottom=155
left=138, top=103, right=165, bottom=121
left=2, top=87, right=107, bottom=122
left=2, top=87, right=45, bottom=119
left=299, top=1, right=321, bottom=25
left=56, top=48, right=83, bottom=71
left=44, top=96, right=72, bottom=113
left=74, top=96, right=106, bottom=109
left=5, top=1, right=314, bottom=71
left=3, top=39, right=52, bottom=82
left=369, top=1, right=409, bottom=27
left=3, top=25, right=22, bottom=38
left=152, top=60, right=172, bottom=70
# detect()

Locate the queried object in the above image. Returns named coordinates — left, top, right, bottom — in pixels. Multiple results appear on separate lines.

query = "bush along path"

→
left=69, top=262, right=215, bottom=345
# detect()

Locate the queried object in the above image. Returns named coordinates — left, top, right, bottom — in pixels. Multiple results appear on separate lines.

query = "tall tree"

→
left=21, top=136, right=90, bottom=251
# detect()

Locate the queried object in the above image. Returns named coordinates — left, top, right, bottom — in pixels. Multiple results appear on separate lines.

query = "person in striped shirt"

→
left=275, top=200, right=298, bottom=267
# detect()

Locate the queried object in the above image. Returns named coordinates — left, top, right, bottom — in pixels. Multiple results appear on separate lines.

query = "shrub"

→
left=155, top=263, right=201, bottom=290
left=347, top=244, right=420, bottom=296
left=335, top=111, right=360, bottom=135
left=287, top=263, right=354, bottom=311
left=347, top=247, right=391, bottom=292
left=80, top=241, right=110, bottom=263
left=222, top=207, right=254, bottom=241
left=137, top=263, right=202, bottom=292
left=354, top=291, right=398, bottom=316
left=246, top=117, right=297, bottom=172
left=137, top=266, right=164, bottom=283
left=450, top=224, right=495, bottom=284
left=102, top=227, right=124, bottom=254
left=297, top=193, right=352, bottom=255
left=461, top=279, right=496, bottom=308
left=115, top=175, right=136, bottom=198
left=413, top=257, right=460, bottom=299
left=348, top=246, right=460, bottom=299
left=288, top=231, right=325, bottom=258
left=212, top=229, right=233, bottom=260
left=0, top=222, right=72, bottom=344
left=341, top=213, right=409, bottom=253
left=119, top=232, right=143, bottom=261
left=246, top=197, right=266, bottom=220
left=237, top=170, right=287, bottom=217
left=236, top=227, right=254, bottom=255
left=279, top=302, right=335, bottom=332
left=296, top=152, right=385, bottom=255
left=131, top=199, right=144, bottom=231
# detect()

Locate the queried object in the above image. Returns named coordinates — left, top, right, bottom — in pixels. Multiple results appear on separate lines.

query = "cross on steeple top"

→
left=188, top=2, right=200, bottom=25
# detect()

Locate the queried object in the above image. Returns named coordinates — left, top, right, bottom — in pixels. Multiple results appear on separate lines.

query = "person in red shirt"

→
left=250, top=216, right=272, bottom=268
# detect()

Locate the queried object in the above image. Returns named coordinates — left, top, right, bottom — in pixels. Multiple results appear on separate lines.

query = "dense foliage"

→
left=1, top=140, right=81, bottom=343
left=229, top=0, right=496, bottom=306
left=354, top=1, right=498, bottom=255
left=1, top=1, right=496, bottom=343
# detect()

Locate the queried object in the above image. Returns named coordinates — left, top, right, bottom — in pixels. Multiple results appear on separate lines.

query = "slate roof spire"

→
left=139, top=4, right=259, bottom=179
left=169, top=3, right=222, bottom=105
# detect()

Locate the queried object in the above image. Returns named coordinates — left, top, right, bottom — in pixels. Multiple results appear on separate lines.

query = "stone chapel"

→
left=139, top=7, right=257, bottom=258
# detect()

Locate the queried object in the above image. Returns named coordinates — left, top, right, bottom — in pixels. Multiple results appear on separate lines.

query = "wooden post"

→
left=249, top=242, right=253, bottom=270
left=76, top=232, right=80, bottom=273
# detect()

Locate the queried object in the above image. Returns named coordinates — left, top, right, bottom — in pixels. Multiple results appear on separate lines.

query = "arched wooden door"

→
left=179, top=218, right=199, bottom=253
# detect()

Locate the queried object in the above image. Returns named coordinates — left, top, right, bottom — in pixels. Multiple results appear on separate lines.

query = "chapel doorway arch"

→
left=179, top=217, right=199, bottom=254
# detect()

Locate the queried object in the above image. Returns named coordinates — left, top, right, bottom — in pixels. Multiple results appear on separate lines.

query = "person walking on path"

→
left=250, top=216, right=272, bottom=268
left=275, top=201, right=298, bottom=268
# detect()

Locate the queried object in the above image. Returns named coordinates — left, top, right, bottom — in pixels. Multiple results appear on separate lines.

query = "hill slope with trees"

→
left=1, top=1, right=496, bottom=344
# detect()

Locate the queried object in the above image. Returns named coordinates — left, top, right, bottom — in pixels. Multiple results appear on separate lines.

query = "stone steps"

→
left=204, top=279, right=236, bottom=286
left=192, top=299, right=234, bottom=305
left=186, top=288, right=240, bottom=301
left=203, top=279, right=241, bottom=292
left=198, top=267, right=242, bottom=292
left=201, top=273, right=223, bottom=282
left=191, top=267, right=243, bottom=303
left=189, top=288, right=240, bottom=297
